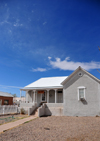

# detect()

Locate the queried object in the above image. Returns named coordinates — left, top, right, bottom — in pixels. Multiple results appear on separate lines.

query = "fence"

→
left=0, top=105, right=18, bottom=115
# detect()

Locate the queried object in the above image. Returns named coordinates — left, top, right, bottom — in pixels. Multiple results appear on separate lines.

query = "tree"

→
left=13, top=94, right=17, bottom=97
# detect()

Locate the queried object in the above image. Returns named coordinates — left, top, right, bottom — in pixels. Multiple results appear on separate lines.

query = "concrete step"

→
left=31, top=108, right=38, bottom=117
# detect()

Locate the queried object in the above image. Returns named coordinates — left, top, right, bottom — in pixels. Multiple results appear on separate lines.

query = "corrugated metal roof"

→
left=0, top=91, right=13, bottom=97
left=24, top=76, right=68, bottom=89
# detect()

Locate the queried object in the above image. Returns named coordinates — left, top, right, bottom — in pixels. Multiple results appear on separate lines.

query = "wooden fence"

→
left=0, top=105, right=18, bottom=115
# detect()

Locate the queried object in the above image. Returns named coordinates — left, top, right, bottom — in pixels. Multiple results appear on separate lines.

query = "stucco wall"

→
left=38, top=103, right=63, bottom=116
left=45, top=103, right=63, bottom=116
left=63, top=70, right=100, bottom=116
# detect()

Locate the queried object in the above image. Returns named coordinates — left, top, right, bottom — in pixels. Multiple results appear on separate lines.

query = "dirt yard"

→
left=0, top=116, right=100, bottom=141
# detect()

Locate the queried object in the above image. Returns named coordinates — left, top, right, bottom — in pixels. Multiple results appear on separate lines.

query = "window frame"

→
left=77, top=86, right=86, bottom=101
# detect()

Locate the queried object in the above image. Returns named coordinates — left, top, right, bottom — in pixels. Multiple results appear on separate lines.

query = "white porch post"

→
left=36, top=91, right=37, bottom=103
left=33, top=90, right=36, bottom=103
left=55, top=89, right=57, bottom=103
left=47, top=90, right=49, bottom=103
left=20, top=90, right=22, bottom=101
left=26, top=91, right=29, bottom=102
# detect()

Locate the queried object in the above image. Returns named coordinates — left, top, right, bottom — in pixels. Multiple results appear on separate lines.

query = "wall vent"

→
left=78, top=72, right=83, bottom=77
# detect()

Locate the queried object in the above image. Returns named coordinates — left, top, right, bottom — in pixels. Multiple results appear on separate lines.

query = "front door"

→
left=41, top=93, right=46, bottom=101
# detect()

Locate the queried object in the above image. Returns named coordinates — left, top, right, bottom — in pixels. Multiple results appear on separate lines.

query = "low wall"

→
left=46, top=103, right=63, bottom=107
left=45, top=107, right=63, bottom=116
left=0, top=105, right=18, bottom=115
left=38, top=103, right=63, bottom=117
left=28, top=103, right=37, bottom=116
left=20, top=102, right=34, bottom=108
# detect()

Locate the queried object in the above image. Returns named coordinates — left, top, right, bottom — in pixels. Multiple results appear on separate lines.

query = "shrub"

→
left=20, top=108, right=25, bottom=114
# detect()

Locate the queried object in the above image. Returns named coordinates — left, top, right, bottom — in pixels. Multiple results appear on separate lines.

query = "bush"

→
left=20, top=108, right=25, bottom=114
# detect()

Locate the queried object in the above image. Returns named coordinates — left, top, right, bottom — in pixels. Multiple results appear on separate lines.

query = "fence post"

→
left=3, top=106, right=4, bottom=115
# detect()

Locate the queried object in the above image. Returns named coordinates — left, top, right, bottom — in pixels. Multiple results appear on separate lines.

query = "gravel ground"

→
left=0, top=116, right=100, bottom=141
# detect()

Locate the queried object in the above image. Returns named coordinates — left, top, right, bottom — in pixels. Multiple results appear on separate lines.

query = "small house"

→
left=20, top=66, right=100, bottom=116
left=0, top=91, right=13, bottom=105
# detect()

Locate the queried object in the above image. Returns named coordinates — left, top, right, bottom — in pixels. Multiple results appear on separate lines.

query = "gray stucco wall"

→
left=63, top=70, right=100, bottom=116
left=45, top=103, right=63, bottom=116
left=26, top=90, right=34, bottom=102
left=38, top=103, right=63, bottom=116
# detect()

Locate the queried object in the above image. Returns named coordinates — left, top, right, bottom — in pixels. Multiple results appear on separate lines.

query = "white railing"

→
left=0, top=105, right=18, bottom=115
left=20, top=101, right=34, bottom=108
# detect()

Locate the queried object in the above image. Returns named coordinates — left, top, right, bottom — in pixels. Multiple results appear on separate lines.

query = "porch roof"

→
left=21, top=76, right=67, bottom=91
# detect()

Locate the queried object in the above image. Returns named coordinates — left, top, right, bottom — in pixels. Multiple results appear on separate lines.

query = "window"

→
left=4, top=100, right=9, bottom=105
left=58, top=91, right=62, bottom=93
left=42, top=93, right=45, bottom=101
left=77, top=86, right=86, bottom=101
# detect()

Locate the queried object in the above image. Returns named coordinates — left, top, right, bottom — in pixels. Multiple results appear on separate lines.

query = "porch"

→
left=20, top=89, right=63, bottom=106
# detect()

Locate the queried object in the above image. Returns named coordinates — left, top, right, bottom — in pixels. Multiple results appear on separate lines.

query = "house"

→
left=13, top=97, right=25, bottom=102
left=13, top=97, right=25, bottom=106
left=0, top=91, right=13, bottom=105
left=20, top=66, right=100, bottom=116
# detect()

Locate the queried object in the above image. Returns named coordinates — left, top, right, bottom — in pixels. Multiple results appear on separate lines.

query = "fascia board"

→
left=20, top=86, right=63, bottom=91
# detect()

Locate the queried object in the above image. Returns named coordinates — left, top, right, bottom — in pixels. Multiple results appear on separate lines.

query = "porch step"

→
left=34, top=110, right=38, bottom=117
left=31, top=108, right=38, bottom=117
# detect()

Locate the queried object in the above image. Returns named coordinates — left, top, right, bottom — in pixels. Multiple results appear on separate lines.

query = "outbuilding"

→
left=0, top=91, right=13, bottom=105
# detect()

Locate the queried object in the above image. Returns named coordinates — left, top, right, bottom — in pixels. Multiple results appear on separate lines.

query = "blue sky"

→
left=0, top=0, right=100, bottom=97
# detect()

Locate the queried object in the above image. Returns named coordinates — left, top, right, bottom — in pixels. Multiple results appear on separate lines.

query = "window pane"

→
left=79, top=89, right=84, bottom=98
left=42, top=93, right=45, bottom=101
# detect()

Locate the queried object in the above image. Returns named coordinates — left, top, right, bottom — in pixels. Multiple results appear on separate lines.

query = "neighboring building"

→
left=13, top=97, right=25, bottom=102
left=20, top=66, right=100, bottom=116
left=0, top=91, right=13, bottom=105
left=13, top=97, right=25, bottom=106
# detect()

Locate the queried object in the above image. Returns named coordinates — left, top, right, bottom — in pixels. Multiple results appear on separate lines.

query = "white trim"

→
left=55, top=89, right=57, bottom=103
left=47, top=90, right=49, bottom=103
left=33, top=90, right=36, bottom=102
left=78, top=86, right=86, bottom=89
left=77, top=86, right=86, bottom=101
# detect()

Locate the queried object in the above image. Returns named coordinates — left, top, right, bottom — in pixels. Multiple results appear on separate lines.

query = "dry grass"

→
left=0, top=114, right=29, bottom=125
left=0, top=116, right=100, bottom=141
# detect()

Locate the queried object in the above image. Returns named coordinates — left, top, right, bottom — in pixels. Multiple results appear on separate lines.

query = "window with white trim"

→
left=77, top=86, right=86, bottom=101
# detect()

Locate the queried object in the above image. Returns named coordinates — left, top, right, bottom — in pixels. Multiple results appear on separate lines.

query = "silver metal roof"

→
left=0, top=91, right=13, bottom=97
left=21, top=76, right=68, bottom=90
